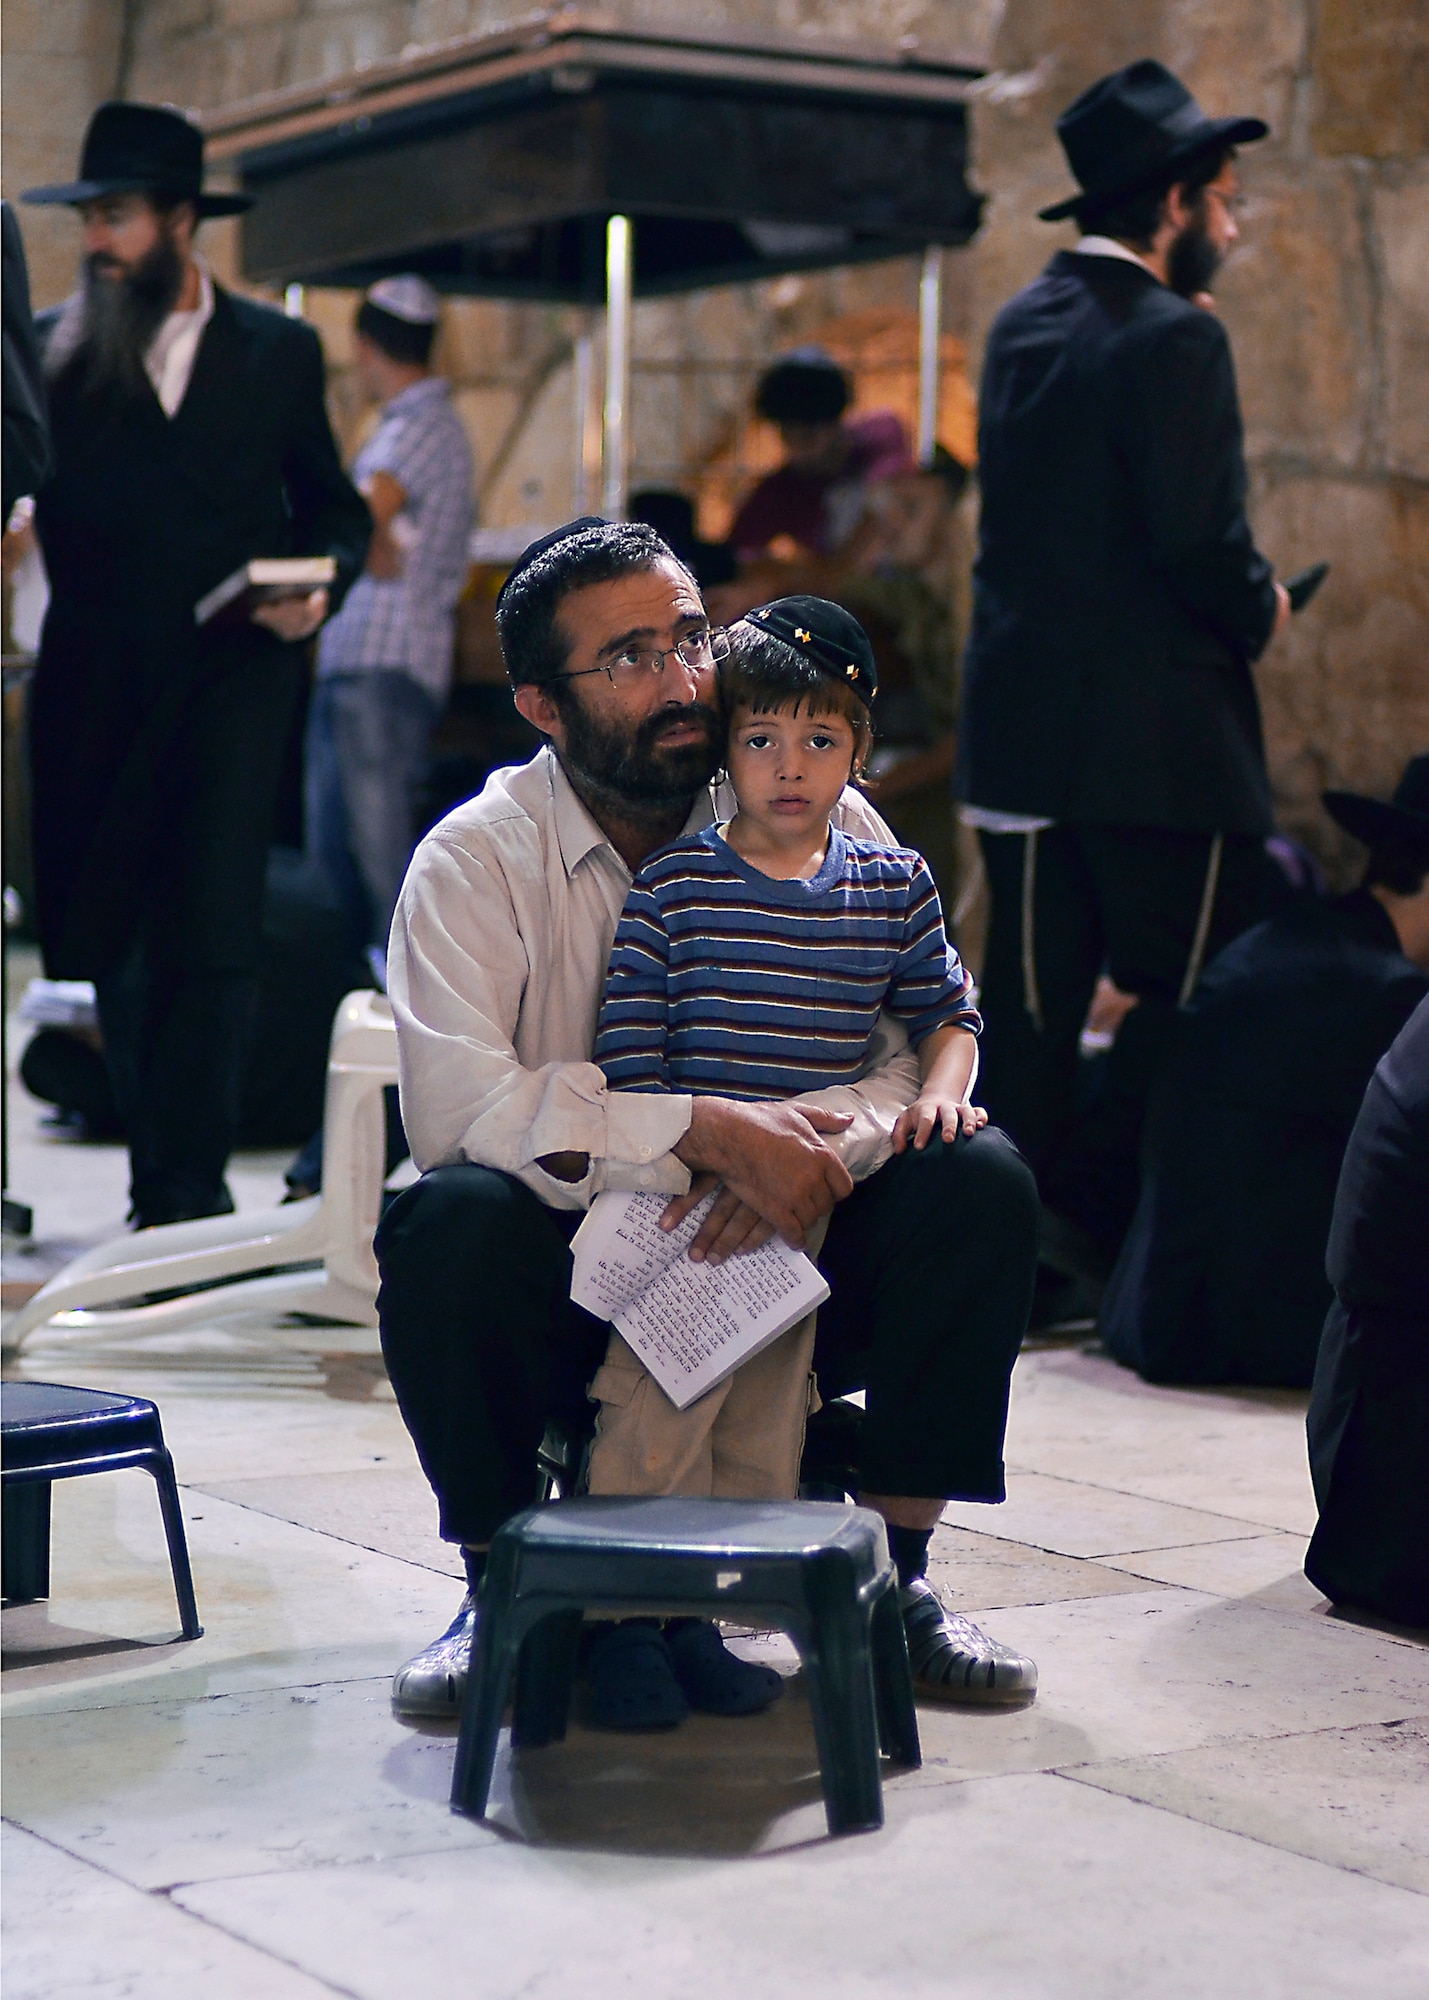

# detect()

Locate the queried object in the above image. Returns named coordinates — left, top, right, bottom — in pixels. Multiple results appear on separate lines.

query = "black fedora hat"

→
left=1323, top=755, right=1429, bottom=853
left=22, top=102, right=251, bottom=217
left=1039, top=60, right=1267, bottom=224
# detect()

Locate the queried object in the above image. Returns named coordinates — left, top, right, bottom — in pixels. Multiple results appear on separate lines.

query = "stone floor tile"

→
left=925, top=1521, right=1151, bottom=1610
left=2, top=1678, right=499, bottom=1887
left=194, top=1466, right=463, bottom=1577
left=1, top=1823, right=344, bottom=2000
left=1102, top=1531, right=1319, bottom=1600
left=1067, top=1714, right=1429, bottom=1894
left=939, top=1469, right=1268, bottom=1559
left=1006, top=1347, right=1317, bottom=1534
left=171, top=1774, right=1429, bottom=2000
left=1, top=1478, right=459, bottom=1715
left=908, top=1586, right=1429, bottom=1778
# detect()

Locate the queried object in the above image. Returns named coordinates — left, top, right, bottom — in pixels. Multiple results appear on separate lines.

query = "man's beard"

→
left=1167, top=210, right=1221, bottom=300
left=557, top=695, right=722, bottom=818
left=47, top=231, right=186, bottom=401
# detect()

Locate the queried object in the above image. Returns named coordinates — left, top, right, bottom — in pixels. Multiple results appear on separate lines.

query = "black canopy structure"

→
left=202, top=11, right=986, bottom=510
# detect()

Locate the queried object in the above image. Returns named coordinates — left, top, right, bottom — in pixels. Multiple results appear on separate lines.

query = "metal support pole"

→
left=601, top=215, right=633, bottom=519
left=572, top=325, right=601, bottom=518
left=917, top=245, right=942, bottom=470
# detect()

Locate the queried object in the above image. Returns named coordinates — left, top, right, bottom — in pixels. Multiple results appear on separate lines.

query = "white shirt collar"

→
left=144, top=259, right=215, bottom=418
left=1074, top=235, right=1160, bottom=280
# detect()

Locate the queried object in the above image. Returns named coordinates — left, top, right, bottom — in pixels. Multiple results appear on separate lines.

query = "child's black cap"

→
left=742, top=596, right=878, bottom=710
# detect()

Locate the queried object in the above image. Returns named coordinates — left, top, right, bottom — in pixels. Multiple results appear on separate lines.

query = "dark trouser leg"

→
left=1045, top=829, right=1284, bottom=1253
left=97, top=653, right=302, bottom=1225
left=976, top=828, right=1103, bottom=1185
left=813, top=1127, right=1040, bottom=1501
left=375, top=1165, right=610, bottom=1544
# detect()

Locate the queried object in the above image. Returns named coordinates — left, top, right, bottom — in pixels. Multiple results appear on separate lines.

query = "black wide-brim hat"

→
left=1323, top=754, right=1429, bottom=853
left=743, top=596, right=877, bottom=711
left=23, top=101, right=252, bottom=217
left=1039, top=59, right=1267, bottom=223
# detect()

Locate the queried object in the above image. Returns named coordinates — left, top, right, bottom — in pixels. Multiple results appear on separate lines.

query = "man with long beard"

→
left=958, top=60, right=1295, bottom=1282
left=377, top=518, right=1042, bottom=1717
left=23, top=103, right=369, bottom=1228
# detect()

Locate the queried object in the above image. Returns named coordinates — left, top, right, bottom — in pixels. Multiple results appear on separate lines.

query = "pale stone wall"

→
left=4, top=0, right=1426, bottom=870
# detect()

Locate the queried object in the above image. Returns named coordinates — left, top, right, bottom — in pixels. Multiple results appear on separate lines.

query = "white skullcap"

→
left=365, top=275, right=442, bottom=326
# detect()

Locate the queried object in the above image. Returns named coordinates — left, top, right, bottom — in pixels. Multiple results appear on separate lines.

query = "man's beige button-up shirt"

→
left=389, top=745, right=920, bottom=1210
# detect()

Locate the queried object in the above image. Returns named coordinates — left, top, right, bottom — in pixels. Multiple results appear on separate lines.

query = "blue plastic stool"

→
left=1, top=1381, right=202, bottom=1640
left=452, top=1495, right=919, bottom=1836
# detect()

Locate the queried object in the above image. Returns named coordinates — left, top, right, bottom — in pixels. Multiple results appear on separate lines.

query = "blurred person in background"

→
left=1102, top=759, right=1429, bottom=1387
left=307, top=276, right=475, bottom=984
left=958, top=60, right=1296, bottom=1276
left=22, top=103, right=369, bottom=1229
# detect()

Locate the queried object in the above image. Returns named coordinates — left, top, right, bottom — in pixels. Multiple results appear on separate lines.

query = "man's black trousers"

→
left=93, top=651, right=304, bottom=1226
left=376, top=1126, right=1039, bottom=1546
left=977, top=824, right=1286, bottom=1257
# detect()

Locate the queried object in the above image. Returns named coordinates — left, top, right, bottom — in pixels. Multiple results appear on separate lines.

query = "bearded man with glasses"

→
left=377, top=517, right=1041, bottom=1718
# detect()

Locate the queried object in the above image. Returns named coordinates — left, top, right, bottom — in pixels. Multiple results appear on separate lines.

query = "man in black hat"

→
left=959, top=59, right=1296, bottom=1272
left=375, top=519, right=1041, bottom=1717
left=22, top=103, right=369, bottom=1228
left=1101, top=757, right=1429, bottom=1388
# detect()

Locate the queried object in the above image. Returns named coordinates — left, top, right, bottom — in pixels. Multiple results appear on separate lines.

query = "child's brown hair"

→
left=720, top=622, right=873, bottom=775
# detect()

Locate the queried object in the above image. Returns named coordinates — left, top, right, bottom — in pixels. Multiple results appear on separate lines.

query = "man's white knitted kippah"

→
left=365, top=275, right=442, bottom=326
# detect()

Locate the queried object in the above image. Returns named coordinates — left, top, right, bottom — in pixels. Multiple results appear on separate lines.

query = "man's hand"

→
left=892, top=1091, right=988, bottom=1154
left=658, top=1174, right=776, bottom=1265
left=674, top=1097, right=854, bottom=1255
left=253, top=587, right=329, bottom=642
left=1270, top=579, right=1292, bottom=639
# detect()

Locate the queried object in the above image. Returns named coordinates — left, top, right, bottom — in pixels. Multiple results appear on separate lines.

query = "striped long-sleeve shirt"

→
left=594, top=827, right=980, bottom=1101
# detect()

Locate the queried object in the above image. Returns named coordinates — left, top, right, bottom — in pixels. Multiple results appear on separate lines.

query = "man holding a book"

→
left=22, top=104, right=369, bottom=1228
left=378, top=518, right=1042, bottom=1721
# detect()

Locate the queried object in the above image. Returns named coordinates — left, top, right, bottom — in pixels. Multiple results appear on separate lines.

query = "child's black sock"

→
left=463, top=1545, right=488, bottom=1595
left=887, top=1525, right=933, bottom=1589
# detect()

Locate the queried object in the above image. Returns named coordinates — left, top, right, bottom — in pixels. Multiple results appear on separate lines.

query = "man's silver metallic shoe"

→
left=391, top=1593, right=477, bottom=1717
left=899, top=1577, right=1037, bottom=1705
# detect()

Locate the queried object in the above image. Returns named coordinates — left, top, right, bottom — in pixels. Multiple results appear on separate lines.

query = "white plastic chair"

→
left=5, top=990, right=398, bottom=1351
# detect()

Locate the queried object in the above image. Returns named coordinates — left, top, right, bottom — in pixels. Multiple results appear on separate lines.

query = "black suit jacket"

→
left=959, top=251, right=1279, bottom=834
left=1100, top=893, right=1428, bottom=1387
left=1304, top=993, right=1429, bottom=1625
left=31, top=284, right=371, bottom=974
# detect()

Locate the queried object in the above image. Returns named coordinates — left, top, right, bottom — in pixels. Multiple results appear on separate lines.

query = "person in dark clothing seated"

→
left=1101, top=757, right=1429, bottom=1387
left=1305, top=993, right=1429, bottom=1628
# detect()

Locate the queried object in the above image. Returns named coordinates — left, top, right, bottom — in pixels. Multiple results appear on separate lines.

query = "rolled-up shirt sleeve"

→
left=390, top=829, right=692, bottom=1210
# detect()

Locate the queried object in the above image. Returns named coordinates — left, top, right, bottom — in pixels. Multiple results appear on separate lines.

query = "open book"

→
left=195, top=556, right=336, bottom=628
left=570, top=1189, right=830, bottom=1411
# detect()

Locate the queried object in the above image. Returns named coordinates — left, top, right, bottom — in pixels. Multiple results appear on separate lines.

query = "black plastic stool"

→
left=452, top=1496, right=919, bottom=1836
left=1, top=1381, right=202, bottom=1640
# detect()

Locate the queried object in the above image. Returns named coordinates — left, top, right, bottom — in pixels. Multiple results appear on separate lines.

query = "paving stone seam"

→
left=1049, top=1765, right=1429, bottom=1900
left=2, top=1818, right=364, bottom=1997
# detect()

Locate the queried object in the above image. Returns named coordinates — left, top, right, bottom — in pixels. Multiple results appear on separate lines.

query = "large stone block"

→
left=1311, top=0, right=1429, bottom=161
left=1251, top=469, right=1429, bottom=875
left=1218, top=161, right=1377, bottom=472
left=1373, top=161, right=1429, bottom=480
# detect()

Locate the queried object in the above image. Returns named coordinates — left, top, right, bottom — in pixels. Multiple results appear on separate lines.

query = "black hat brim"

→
left=1038, top=113, right=1269, bottom=223
left=22, top=179, right=252, bottom=216
left=1322, top=790, right=1429, bottom=853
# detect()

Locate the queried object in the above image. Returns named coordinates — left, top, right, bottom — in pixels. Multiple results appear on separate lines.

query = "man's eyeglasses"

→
left=552, top=625, right=730, bottom=689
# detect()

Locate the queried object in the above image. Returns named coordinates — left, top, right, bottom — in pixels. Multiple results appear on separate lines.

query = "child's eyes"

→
left=742, top=732, right=772, bottom=750
left=809, top=733, right=837, bottom=750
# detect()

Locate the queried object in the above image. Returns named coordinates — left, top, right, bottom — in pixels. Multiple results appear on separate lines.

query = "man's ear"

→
left=513, top=681, right=563, bottom=741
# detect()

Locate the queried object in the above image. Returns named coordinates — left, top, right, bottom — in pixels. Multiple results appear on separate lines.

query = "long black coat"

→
left=1100, top=893, right=1428, bottom=1386
left=1305, top=994, right=1429, bottom=1626
left=959, top=251, right=1279, bottom=834
left=31, top=284, right=370, bottom=976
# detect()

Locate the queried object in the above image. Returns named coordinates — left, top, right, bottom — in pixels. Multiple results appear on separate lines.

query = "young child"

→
left=583, top=596, right=984, bottom=1726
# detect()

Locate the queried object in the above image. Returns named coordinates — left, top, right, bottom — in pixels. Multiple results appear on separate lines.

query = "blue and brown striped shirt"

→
left=594, top=827, right=979, bottom=1100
